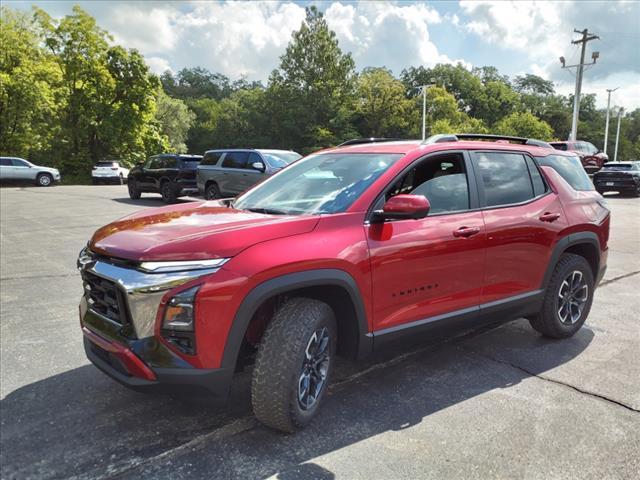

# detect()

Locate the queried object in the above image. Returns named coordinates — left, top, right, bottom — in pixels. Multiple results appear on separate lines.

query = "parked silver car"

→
left=197, top=149, right=301, bottom=199
left=0, top=157, right=61, bottom=186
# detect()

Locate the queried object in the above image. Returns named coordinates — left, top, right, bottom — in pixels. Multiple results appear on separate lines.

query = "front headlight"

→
left=139, top=258, right=228, bottom=273
left=162, top=286, right=199, bottom=331
left=161, top=286, right=200, bottom=355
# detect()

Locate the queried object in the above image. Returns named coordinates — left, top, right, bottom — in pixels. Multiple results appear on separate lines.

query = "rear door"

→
left=470, top=150, right=568, bottom=304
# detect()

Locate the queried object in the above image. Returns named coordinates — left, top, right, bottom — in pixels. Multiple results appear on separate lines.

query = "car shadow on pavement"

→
left=0, top=319, right=594, bottom=480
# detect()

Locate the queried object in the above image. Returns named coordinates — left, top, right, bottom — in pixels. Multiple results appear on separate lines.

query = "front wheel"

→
left=36, top=173, right=53, bottom=187
left=251, top=298, right=337, bottom=433
left=528, top=253, right=594, bottom=338
left=204, top=182, right=220, bottom=200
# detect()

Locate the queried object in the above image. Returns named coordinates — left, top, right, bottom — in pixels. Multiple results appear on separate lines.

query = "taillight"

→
left=92, top=166, right=97, bottom=170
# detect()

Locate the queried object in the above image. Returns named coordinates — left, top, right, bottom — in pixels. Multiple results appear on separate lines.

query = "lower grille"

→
left=82, top=271, right=128, bottom=326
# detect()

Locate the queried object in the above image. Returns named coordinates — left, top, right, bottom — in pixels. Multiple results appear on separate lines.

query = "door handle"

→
left=453, top=226, right=480, bottom=238
left=539, top=212, right=560, bottom=222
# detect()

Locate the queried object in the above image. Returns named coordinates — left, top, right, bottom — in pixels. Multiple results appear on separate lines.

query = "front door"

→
left=367, top=152, right=485, bottom=333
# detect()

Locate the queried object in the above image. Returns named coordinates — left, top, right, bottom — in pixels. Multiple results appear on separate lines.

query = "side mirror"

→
left=374, top=194, right=430, bottom=222
left=252, top=161, right=265, bottom=172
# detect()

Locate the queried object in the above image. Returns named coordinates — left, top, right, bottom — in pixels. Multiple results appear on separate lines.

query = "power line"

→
left=560, top=28, right=600, bottom=141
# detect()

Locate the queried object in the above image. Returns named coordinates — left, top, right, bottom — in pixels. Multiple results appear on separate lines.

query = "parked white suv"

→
left=91, top=161, right=129, bottom=184
left=0, top=157, right=61, bottom=186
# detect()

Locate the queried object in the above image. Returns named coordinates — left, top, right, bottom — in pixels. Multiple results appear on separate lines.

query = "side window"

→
left=586, top=143, right=597, bottom=154
left=162, top=157, right=177, bottom=169
left=222, top=151, right=249, bottom=169
left=144, top=157, right=154, bottom=169
left=386, top=153, right=470, bottom=215
left=525, top=157, right=547, bottom=197
left=474, top=152, right=534, bottom=207
left=247, top=152, right=263, bottom=169
left=11, top=159, right=29, bottom=167
left=0, top=158, right=11, bottom=166
left=536, top=155, right=594, bottom=191
left=201, top=152, right=222, bottom=166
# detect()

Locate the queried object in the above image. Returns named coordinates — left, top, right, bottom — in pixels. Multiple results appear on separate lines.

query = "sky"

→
left=7, top=0, right=640, bottom=109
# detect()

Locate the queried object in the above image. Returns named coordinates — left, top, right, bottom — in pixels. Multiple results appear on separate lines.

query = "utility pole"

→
left=614, top=107, right=624, bottom=162
left=603, top=87, right=618, bottom=155
left=560, top=29, right=599, bottom=141
left=419, top=83, right=436, bottom=141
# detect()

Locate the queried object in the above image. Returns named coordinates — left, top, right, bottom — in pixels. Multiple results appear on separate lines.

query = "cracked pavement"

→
left=1, top=186, right=639, bottom=480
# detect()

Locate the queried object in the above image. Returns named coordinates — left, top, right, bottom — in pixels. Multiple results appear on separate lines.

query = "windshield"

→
left=261, top=152, right=302, bottom=168
left=603, top=163, right=632, bottom=171
left=234, top=153, right=402, bottom=215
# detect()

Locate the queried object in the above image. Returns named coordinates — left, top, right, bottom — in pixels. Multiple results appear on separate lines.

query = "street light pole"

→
left=604, top=88, right=618, bottom=156
left=614, top=108, right=624, bottom=162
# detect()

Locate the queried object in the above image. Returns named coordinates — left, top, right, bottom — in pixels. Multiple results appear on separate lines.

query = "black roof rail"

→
left=337, top=137, right=402, bottom=147
left=422, top=133, right=552, bottom=149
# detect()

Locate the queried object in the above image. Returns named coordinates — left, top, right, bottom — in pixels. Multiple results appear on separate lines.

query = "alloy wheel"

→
left=557, top=270, right=589, bottom=324
left=297, top=327, right=331, bottom=411
left=39, top=175, right=51, bottom=186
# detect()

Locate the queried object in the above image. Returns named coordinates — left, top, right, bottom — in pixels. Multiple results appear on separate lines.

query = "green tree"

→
left=494, top=111, right=554, bottom=140
left=267, top=6, right=357, bottom=151
left=355, top=67, right=413, bottom=137
left=0, top=8, right=59, bottom=161
left=34, top=6, right=164, bottom=172
left=155, top=89, right=195, bottom=152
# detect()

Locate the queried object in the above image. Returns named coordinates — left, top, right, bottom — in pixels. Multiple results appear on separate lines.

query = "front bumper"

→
left=78, top=254, right=232, bottom=398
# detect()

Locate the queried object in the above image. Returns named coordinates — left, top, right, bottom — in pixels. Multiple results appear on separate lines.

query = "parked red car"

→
left=78, top=134, right=610, bottom=432
left=550, top=140, right=608, bottom=174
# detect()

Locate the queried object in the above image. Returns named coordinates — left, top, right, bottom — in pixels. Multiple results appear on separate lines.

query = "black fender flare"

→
left=220, top=269, right=371, bottom=371
left=541, top=232, right=601, bottom=290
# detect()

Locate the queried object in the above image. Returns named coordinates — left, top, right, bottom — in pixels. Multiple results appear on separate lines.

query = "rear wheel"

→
left=160, top=181, right=178, bottom=203
left=529, top=253, right=594, bottom=338
left=251, top=298, right=336, bottom=433
left=128, top=179, right=141, bottom=199
left=204, top=182, right=220, bottom=200
left=36, top=173, right=53, bottom=187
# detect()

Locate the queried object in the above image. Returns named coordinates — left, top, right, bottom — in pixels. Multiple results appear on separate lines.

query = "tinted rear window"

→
left=96, top=161, right=118, bottom=167
left=179, top=159, right=201, bottom=169
left=536, top=155, right=594, bottom=191
left=602, top=163, right=632, bottom=171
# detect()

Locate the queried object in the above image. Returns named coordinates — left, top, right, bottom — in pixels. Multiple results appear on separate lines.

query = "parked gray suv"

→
left=0, top=157, right=61, bottom=186
left=197, top=149, right=301, bottom=199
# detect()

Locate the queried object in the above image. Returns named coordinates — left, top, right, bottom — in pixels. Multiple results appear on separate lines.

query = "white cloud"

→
left=107, top=6, right=180, bottom=53
left=145, top=56, right=172, bottom=75
left=555, top=71, right=640, bottom=110
left=325, top=1, right=469, bottom=73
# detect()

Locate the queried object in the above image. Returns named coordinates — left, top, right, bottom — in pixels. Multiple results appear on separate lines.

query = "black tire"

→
left=160, top=181, right=178, bottom=203
left=92, top=178, right=98, bottom=185
left=36, top=173, right=53, bottom=187
left=204, top=182, right=220, bottom=200
left=528, top=253, right=594, bottom=339
left=251, top=298, right=337, bottom=433
left=128, top=179, right=141, bottom=199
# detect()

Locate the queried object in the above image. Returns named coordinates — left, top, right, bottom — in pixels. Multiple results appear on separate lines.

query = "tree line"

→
left=1, top=5, right=639, bottom=182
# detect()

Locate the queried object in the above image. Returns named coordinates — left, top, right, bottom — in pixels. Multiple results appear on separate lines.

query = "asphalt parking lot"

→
left=1, top=185, right=639, bottom=480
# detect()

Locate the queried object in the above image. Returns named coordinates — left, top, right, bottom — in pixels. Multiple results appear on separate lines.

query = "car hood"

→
left=89, top=201, right=320, bottom=261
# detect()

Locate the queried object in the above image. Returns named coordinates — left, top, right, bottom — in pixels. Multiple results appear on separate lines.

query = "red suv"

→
left=550, top=140, right=608, bottom=174
left=78, top=134, right=610, bottom=432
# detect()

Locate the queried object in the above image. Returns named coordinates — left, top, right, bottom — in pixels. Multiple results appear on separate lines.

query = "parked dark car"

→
left=197, top=149, right=301, bottom=200
left=127, top=154, right=202, bottom=203
left=550, top=141, right=608, bottom=174
left=593, top=162, right=640, bottom=196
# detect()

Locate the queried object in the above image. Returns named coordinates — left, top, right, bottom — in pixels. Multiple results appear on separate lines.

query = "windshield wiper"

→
left=244, top=207, right=291, bottom=215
